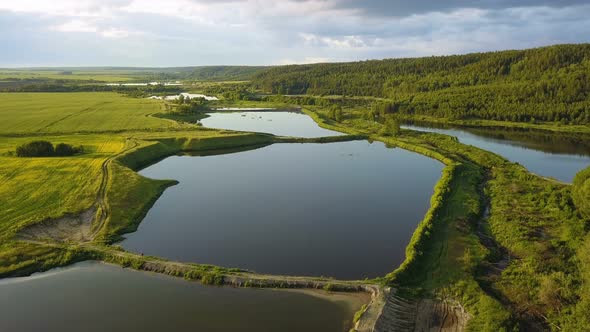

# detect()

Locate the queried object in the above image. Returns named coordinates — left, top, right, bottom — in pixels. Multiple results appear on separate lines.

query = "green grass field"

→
left=0, top=70, right=143, bottom=82
left=0, top=135, right=125, bottom=239
left=0, top=92, right=188, bottom=134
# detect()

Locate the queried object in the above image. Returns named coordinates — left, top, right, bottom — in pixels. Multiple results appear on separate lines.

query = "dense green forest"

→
left=178, top=66, right=268, bottom=81
left=252, top=44, right=590, bottom=125
left=137, top=66, right=269, bottom=81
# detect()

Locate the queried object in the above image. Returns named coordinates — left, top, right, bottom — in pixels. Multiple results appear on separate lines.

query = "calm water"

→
left=201, top=111, right=342, bottom=137
left=403, top=124, right=590, bottom=182
left=0, top=262, right=362, bottom=332
left=122, top=141, right=442, bottom=279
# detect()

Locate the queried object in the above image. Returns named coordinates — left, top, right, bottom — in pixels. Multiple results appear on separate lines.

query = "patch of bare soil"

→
left=372, top=293, right=469, bottom=332
left=16, top=207, right=97, bottom=243
left=414, top=299, right=470, bottom=332
left=355, top=287, right=388, bottom=332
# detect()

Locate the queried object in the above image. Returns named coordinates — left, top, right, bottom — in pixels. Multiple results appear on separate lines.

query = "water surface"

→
left=122, top=141, right=442, bottom=279
left=201, top=111, right=341, bottom=137
left=403, top=124, right=590, bottom=182
left=0, top=262, right=363, bottom=332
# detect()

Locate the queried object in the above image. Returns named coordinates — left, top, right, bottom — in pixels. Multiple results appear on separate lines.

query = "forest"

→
left=252, top=44, right=590, bottom=125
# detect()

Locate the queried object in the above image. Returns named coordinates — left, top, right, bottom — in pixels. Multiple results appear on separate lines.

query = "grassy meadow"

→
left=0, top=91, right=184, bottom=248
left=0, top=92, right=187, bottom=134
left=0, top=69, right=144, bottom=82
left=0, top=135, right=125, bottom=238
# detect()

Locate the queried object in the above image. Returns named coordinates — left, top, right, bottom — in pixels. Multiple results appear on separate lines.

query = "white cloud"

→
left=300, top=33, right=373, bottom=49
left=52, top=19, right=97, bottom=33
left=0, top=0, right=589, bottom=66
left=0, top=0, right=121, bottom=17
left=50, top=19, right=131, bottom=39
left=100, top=27, right=130, bottom=38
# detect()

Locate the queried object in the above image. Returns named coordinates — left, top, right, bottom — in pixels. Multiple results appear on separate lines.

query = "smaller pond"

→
left=201, top=111, right=342, bottom=138
left=0, top=262, right=365, bottom=332
left=403, top=123, right=590, bottom=183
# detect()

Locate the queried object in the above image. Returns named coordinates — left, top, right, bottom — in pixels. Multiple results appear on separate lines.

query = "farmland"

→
left=0, top=93, right=186, bottom=134
left=0, top=70, right=141, bottom=82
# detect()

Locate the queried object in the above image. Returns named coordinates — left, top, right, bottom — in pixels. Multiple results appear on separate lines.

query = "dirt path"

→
left=89, top=137, right=139, bottom=239
left=16, top=137, right=139, bottom=243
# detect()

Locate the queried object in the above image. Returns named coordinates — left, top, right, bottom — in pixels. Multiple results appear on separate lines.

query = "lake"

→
left=121, top=140, right=442, bottom=279
left=0, top=262, right=364, bottom=332
left=403, top=123, right=590, bottom=182
left=201, top=111, right=342, bottom=137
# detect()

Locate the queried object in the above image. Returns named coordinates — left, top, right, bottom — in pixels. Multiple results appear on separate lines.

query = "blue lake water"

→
left=121, top=140, right=442, bottom=279
left=0, top=262, right=365, bottom=332
left=403, top=124, right=590, bottom=182
left=201, top=111, right=342, bottom=137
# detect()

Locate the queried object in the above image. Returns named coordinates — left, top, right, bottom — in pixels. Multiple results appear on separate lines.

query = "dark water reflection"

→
left=0, top=262, right=363, bottom=332
left=403, top=122, right=590, bottom=182
left=121, top=141, right=442, bottom=279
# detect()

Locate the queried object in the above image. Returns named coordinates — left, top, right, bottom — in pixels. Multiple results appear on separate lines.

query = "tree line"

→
left=251, top=44, right=590, bottom=125
left=175, top=95, right=211, bottom=114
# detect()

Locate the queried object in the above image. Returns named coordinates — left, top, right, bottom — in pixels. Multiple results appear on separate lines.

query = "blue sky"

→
left=0, top=0, right=589, bottom=67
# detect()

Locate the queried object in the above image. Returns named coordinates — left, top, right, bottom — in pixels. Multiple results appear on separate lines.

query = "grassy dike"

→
left=397, top=114, right=590, bottom=136
left=305, top=108, right=511, bottom=330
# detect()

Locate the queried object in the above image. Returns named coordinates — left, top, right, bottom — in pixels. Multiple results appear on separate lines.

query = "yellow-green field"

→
left=0, top=70, right=141, bottom=82
left=0, top=135, right=125, bottom=239
left=0, top=90, right=244, bottom=276
left=0, top=92, right=187, bottom=273
left=0, top=92, right=187, bottom=134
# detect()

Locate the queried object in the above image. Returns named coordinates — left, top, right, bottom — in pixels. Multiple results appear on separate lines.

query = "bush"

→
left=201, top=272, right=224, bottom=285
left=323, top=283, right=335, bottom=292
left=16, top=141, right=83, bottom=157
left=55, top=143, right=75, bottom=156
left=16, top=140, right=54, bottom=157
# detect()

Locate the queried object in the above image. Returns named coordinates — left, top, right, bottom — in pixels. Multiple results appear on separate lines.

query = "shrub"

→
left=16, top=140, right=54, bottom=157
left=16, top=141, right=83, bottom=157
left=323, top=283, right=335, bottom=292
left=55, top=143, right=74, bottom=156
left=201, top=272, right=224, bottom=285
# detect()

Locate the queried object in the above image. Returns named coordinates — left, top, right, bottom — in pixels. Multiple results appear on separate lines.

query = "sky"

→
left=0, top=0, right=589, bottom=67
